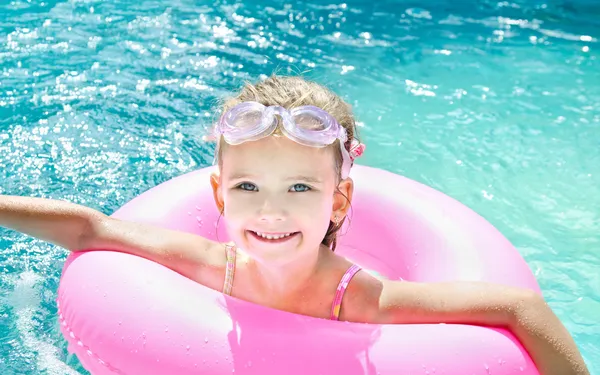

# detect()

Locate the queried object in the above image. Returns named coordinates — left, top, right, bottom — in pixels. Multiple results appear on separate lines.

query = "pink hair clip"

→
left=349, top=139, right=366, bottom=162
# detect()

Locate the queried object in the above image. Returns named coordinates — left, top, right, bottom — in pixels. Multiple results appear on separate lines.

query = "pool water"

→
left=1, top=0, right=598, bottom=373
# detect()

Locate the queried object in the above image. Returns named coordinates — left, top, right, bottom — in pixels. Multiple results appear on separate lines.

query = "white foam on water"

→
left=7, top=270, right=81, bottom=375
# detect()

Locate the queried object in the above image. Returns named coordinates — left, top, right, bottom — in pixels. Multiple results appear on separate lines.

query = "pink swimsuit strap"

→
left=330, top=264, right=362, bottom=321
left=222, top=245, right=236, bottom=296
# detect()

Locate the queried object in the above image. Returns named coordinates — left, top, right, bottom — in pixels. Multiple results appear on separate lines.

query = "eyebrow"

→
left=227, top=173, right=258, bottom=181
left=228, top=173, right=322, bottom=184
left=285, top=175, right=323, bottom=184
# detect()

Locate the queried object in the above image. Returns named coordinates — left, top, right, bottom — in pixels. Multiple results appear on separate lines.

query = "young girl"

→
left=0, top=75, right=589, bottom=375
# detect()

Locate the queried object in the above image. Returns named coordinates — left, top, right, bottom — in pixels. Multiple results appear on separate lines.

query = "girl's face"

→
left=211, top=135, right=352, bottom=264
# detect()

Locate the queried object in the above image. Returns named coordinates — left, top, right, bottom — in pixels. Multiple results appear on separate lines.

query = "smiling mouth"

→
left=248, top=230, right=299, bottom=243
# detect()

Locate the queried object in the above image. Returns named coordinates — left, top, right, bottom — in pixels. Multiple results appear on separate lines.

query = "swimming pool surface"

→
left=1, top=0, right=598, bottom=373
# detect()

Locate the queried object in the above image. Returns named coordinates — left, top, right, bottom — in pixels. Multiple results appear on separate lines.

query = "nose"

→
left=258, top=195, right=286, bottom=223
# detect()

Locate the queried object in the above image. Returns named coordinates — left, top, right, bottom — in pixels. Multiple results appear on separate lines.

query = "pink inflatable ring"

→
left=57, top=165, right=541, bottom=375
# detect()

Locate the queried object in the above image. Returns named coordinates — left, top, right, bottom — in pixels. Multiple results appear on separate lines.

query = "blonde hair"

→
left=215, top=75, right=360, bottom=251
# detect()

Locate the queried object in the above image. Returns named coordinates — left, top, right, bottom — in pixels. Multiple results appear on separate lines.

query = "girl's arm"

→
left=0, top=195, right=98, bottom=251
left=377, top=280, right=589, bottom=375
left=0, top=195, right=226, bottom=289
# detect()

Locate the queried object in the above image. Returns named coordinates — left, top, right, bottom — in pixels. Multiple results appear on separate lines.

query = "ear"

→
left=210, top=171, right=224, bottom=213
left=332, top=177, right=354, bottom=220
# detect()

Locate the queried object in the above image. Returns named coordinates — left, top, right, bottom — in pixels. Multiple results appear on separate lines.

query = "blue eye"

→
left=290, top=183, right=311, bottom=192
left=238, top=182, right=258, bottom=191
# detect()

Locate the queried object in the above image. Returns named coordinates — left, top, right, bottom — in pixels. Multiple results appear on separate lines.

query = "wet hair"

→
left=215, top=75, right=360, bottom=251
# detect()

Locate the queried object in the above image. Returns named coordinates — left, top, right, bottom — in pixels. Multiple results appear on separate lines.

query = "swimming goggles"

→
left=213, top=101, right=365, bottom=179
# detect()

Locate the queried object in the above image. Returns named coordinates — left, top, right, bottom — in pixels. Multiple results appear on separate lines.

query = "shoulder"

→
left=171, top=234, right=230, bottom=290
left=338, top=272, right=434, bottom=324
left=336, top=268, right=385, bottom=323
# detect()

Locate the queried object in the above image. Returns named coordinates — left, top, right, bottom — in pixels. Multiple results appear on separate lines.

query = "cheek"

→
left=221, top=194, right=251, bottom=243
left=296, top=193, right=334, bottom=234
left=292, top=191, right=331, bottom=212
left=222, top=192, right=252, bottom=225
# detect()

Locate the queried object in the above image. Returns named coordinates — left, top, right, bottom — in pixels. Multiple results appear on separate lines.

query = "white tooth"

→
left=254, top=231, right=294, bottom=240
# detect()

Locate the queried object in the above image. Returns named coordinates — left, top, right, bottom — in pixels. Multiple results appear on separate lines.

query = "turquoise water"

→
left=1, top=0, right=598, bottom=373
